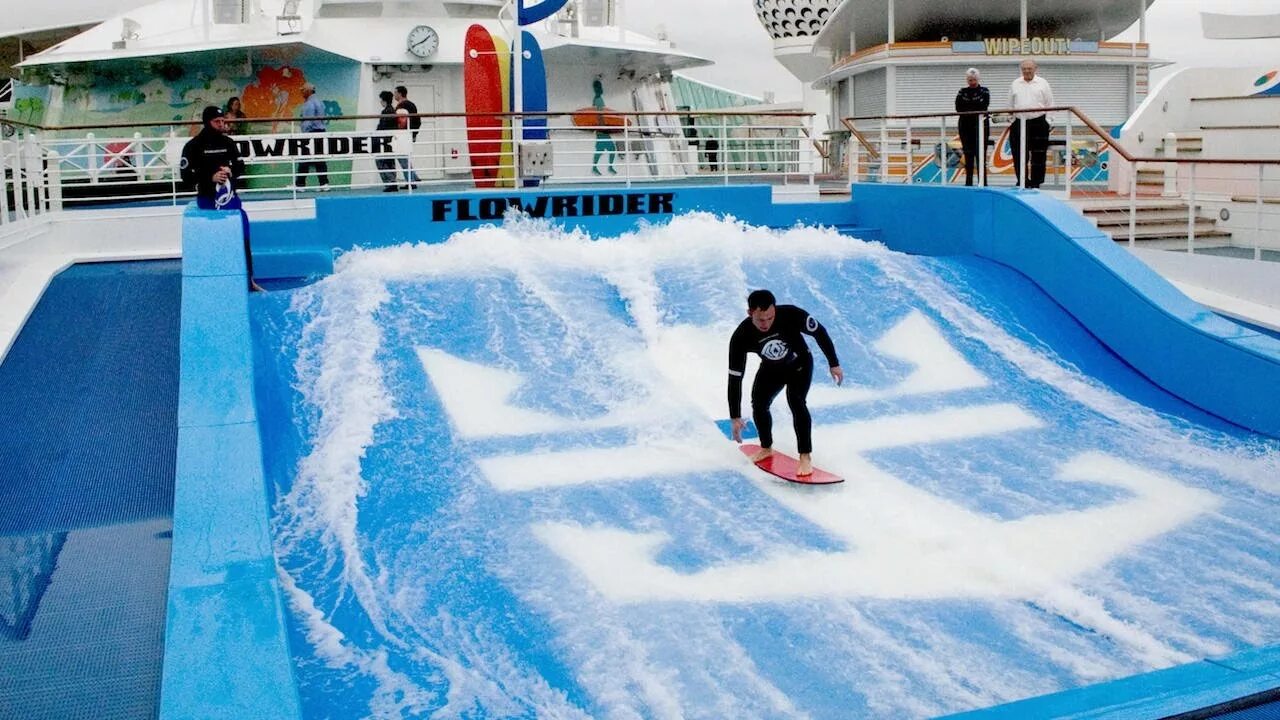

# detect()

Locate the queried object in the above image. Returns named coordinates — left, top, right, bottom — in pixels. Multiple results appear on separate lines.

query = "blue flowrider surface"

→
left=250, top=215, right=1280, bottom=718
left=0, top=261, right=178, bottom=719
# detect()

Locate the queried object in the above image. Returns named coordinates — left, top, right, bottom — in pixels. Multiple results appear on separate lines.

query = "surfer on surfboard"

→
left=728, top=290, right=842, bottom=476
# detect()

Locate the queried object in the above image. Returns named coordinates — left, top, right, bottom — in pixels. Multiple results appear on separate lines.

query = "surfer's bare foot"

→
left=796, top=454, right=813, bottom=476
left=751, top=447, right=773, bottom=462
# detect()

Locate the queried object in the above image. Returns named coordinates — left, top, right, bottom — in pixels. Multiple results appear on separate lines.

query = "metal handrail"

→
left=1, top=109, right=816, bottom=134
left=1, top=110, right=820, bottom=216
left=842, top=105, right=1280, bottom=167
left=841, top=120, right=880, bottom=159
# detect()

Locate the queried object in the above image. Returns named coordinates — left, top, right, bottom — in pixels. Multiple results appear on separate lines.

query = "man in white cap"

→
left=1008, top=59, right=1054, bottom=189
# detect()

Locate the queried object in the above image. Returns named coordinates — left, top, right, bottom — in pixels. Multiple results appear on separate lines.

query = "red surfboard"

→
left=464, top=24, right=505, bottom=188
left=739, top=444, right=844, bottom=485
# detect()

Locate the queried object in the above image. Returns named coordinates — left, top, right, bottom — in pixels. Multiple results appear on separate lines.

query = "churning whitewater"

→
left=249, top=212, right=1280, bottom=719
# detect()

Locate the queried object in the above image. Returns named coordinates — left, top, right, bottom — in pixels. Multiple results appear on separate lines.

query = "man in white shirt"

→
left=1008, top=59, right=1054, bottom=188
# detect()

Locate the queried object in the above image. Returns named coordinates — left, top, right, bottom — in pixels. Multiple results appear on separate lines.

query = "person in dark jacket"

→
left=180, top=105, right=262, bottom=291
left=955, top=68, right=991, bottom=186
left=727, top=289, right=843, bottom=476
left=375, top=91, right=400, bottom=192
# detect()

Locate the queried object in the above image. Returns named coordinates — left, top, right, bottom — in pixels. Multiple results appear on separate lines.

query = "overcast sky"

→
left=628, top=0, right=1280, bottom=102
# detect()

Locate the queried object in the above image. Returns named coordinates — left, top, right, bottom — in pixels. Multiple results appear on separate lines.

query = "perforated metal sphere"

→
left=752, top=0, right=837, bottom=39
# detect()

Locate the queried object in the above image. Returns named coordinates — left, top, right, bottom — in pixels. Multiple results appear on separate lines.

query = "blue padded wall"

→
left=312, top=185, right=865, bottom=249
left=942, top=645, right=1280, bottom=719
left=249, top=217, right=333, bottom=280
left=852, top=183, right=1280, bottom=439
left=296, top=183, right=1280, bottom=436
left=161, top=204, right=301, bottom=720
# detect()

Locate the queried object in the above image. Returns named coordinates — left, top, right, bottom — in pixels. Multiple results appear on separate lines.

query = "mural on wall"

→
left=242, top=66, right=311, bottom=133
left=899, top=129, right=1111, bottom=185
left=12, top=96, right=45, bottom=125
left=1252, top=69, right=1280, bottom=96
left=11, top=52, right=360, bottom=188
left=18, top=52, right=357, bottom=136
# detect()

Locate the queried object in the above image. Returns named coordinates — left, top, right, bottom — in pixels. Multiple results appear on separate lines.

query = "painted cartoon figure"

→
left=591, top=78, right=617, bottom=176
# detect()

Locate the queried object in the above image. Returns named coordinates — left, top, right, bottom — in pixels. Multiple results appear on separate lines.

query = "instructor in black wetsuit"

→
left=180, top=105, right=263, bottom=292
left=727, top=289, right=842, bottom=476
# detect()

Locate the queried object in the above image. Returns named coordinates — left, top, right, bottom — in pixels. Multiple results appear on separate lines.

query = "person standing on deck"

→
left=1008, top=59, right=1054, bottom=189
left=955, top=68, right=991, bottom=186
left=294, top=83, right=330, bottom=190
left=393, top=85, right=422, bottom=189
left=375, top=91, right=400, bottom=192
left=727, top=290, right=843, bottom=477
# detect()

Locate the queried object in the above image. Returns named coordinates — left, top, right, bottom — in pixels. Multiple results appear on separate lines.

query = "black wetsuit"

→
left=727, top=305, right=839, bottom=454
left=180, top=120, right=255, bottom=287
left=180, top=125, right=244, bottom=204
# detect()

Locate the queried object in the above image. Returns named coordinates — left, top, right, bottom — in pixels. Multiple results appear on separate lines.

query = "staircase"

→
left=1132, top=131, right=1205, bottom=195
left=1071, top=195, right=1233, bottom=249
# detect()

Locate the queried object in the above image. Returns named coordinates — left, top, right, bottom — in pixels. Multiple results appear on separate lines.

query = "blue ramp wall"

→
left=162, top=204, right=302, bottom=720
left=313, top=185, right=869, bottom=249
left=274, top=183, right=1280, bottom=436
left=249, top=216, right=332, bottom=281
left=942, top=644, right=1280, bottom=719
left=265, top=184, right=1280, bottom=437
left=853, top=183, right=1280, bottom=439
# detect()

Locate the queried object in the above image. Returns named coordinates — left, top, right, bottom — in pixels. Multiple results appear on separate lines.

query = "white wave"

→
left=393, top=609, right=592, bottom=720
left=278, top=566, right=438, bottom=718
left=267, top=211, right=1280, bottom=717
left=275, top=272, right=399, bottom=640
left=870, top=254, right=1280, bottom=492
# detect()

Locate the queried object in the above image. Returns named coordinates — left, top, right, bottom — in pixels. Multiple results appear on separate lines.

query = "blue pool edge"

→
left=160, top=204, right=302, bottom=720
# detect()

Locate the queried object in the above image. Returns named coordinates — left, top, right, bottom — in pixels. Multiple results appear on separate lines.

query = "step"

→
left=1076, top=199, right=1197, bottom=213
left=1090, top=212, right=1216, bottom=227
left=1111, top=237, right=1235, bottom=251
left=1101, top=224, right=1232, bottom=241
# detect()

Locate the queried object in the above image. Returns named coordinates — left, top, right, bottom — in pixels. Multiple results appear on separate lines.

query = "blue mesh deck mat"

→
left=0, top=260, right=179, bottom=720
left=1204, top=694, right=1280, bottom=720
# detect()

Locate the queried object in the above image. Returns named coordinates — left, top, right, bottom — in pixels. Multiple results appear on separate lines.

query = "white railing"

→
left=843, top=106, right=1280, bottom=262
left=0, top=110, right=820, bottom=216
left=0, top=124, right=54, bottom=232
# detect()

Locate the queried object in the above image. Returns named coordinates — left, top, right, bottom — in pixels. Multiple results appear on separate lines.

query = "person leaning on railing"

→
left=1008, top=58, right=1054, bottom=189
left=955, top=68, right=991, bottom=186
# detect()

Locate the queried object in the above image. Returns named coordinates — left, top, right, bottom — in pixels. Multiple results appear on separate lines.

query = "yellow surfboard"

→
left=493, top=34, right=514, bottom=187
